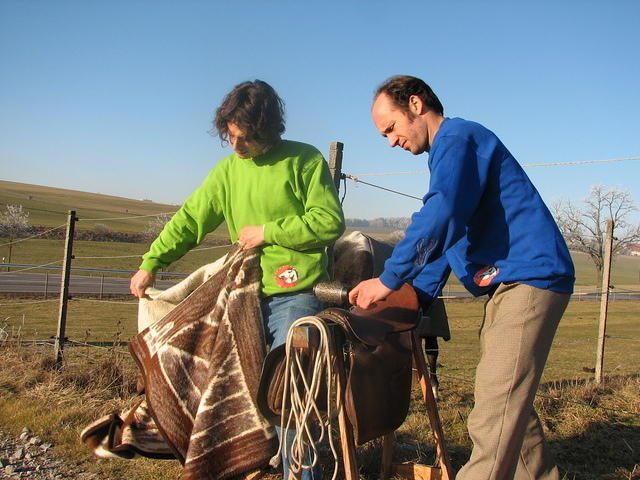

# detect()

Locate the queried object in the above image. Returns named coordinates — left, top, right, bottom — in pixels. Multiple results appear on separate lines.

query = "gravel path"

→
left=0, top=429, right=101, bottom=480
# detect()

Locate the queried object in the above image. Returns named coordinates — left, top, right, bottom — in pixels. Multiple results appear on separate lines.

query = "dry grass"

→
left=0, top=345, right=183, bottom=479
left=0, top=298, right=638, bottom=479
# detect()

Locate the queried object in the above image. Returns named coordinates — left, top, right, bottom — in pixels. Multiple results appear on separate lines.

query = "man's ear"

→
left=408, top=95, right=426, bottom=115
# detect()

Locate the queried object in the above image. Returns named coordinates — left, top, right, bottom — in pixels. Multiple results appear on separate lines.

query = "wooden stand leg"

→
left=380, top=433, right=395, bottom=480
left=331, top=332, right=359, bottom=480
left=411, top=331, right=455, bottom=480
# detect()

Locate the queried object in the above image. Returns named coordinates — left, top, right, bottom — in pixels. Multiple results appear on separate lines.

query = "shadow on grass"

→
left=552, top=421, right=640, bottom=480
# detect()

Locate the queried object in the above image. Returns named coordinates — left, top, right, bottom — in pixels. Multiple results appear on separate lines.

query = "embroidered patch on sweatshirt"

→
left=275, top=265, right=299, bottom=288
left=415, top=238, right=437, bottom=267
left=473, top=266, right=499, bottom=287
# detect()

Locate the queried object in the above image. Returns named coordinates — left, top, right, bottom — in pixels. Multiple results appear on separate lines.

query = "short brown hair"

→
left=213, top=80, right=285, bottom=147
left=375, top=75, right=444, bottom=116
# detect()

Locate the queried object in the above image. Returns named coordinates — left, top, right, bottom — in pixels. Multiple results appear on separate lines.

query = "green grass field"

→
left=1, top=181, right=639, bottom=479
left=2, top=179, right=639, bottom=287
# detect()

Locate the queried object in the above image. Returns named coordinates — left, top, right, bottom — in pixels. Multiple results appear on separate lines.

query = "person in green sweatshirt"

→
left=129, top=79, right=345, bottom=480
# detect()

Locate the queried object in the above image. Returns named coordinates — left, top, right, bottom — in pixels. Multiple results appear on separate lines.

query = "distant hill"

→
left=0, top=180, right=227, bottom=240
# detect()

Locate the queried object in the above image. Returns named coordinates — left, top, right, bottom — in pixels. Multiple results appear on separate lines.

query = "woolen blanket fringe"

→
left=80, top=245, right=277, bottom=480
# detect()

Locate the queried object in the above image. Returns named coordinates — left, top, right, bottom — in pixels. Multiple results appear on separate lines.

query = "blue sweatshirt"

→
left=379, top=118, right=575, bottom=304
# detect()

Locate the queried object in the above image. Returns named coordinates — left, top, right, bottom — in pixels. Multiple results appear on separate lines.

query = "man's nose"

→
left=388, top=135, right=399, bottom=147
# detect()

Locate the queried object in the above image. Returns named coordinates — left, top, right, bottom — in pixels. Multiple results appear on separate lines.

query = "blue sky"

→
left=1, top=0, right=638, bottom=220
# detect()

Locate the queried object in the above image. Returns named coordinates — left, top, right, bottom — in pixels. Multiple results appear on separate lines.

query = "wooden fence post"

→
left=327, top=142, right=344, bottom=277
left=54, top=210, right=76, bottom=367
left=328, top=141, right=344, bottom=192
left=595, top=219, right=614, bottom=384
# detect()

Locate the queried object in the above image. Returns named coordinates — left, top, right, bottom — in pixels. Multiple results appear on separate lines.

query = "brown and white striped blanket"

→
left=81, top=245, right=277, bottom=479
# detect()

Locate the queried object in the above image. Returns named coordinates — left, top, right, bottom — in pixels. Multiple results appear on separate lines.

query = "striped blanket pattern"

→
left=81, top=245, right=277, bottom=479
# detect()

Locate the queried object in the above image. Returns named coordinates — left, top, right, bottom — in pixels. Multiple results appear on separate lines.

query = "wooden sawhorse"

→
left=291, top=325, right=454, bottom=480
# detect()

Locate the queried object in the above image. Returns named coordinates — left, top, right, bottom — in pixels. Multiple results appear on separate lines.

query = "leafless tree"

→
left=552, top=185, right=640, bottom=280
left=0, top=204, right=31, bottom=268
left=144, top=213, right=173, bottom=241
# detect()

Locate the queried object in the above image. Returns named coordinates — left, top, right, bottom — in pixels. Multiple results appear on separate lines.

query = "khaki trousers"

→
left=456, top=283, right=570, bottom=480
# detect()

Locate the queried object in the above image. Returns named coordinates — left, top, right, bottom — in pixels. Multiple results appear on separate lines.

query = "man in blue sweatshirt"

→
left=349, top=75, right=574, bottom=480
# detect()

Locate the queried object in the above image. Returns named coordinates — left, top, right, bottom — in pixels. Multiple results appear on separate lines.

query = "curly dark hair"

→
left=375, top=75, right=444, bottom=116
left=213, top=80, right=285, bottom=147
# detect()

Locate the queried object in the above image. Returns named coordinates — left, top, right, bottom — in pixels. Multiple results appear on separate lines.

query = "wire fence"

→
left=1, top=153, right=639, bottom=421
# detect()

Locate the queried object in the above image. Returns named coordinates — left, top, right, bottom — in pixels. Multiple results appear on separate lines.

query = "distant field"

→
left=0, top=179, right=229, bottom=237
left=3, top=235, right=638, bottom=289
left=2, top=180, right=639, bottom=288
left=1, top=186, right=639, bottom=480
left=571, top=250, right=640, bottom=286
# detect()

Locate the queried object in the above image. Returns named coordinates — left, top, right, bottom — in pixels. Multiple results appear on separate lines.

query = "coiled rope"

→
left=277, top=316, right=341, bottom=480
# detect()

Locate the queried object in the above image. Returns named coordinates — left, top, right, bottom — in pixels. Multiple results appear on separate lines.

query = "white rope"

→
left=278, top=316, right=340, bottom=480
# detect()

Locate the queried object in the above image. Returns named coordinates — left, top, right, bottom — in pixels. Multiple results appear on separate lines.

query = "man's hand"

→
left=348, top=277, right=394, bottom=310
left=238, top=225, right=265, bottom=250
left=130, top=269, right=156, bottom=298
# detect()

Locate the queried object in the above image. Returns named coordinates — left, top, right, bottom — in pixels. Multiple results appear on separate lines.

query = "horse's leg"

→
left=423, top=336, right=439, bottom=401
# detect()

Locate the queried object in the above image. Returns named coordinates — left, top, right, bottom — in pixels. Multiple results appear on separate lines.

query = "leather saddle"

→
left=257, top=283, right=420, bottom=445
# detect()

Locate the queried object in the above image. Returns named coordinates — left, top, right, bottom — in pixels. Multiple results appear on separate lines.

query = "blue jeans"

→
left=261, top=290, right=324, bottom=480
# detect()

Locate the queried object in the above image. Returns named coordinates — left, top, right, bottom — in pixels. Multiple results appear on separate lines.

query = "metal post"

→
left=595, top=220, right=614, bottom=384
left=99, top=274, right=104, bottom=299
left=44, top=272, right=49, bottom=299
left=54, top=210, right=76, bottom=367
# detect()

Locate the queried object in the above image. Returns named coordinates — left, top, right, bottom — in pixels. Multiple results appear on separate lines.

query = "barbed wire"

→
left=80, top=211, right=178, bottom=221
left=522, top=156, right=640, bottom=168
left=607, top=335, right=640, bottom=341
left=0, top=224, right=67, bottom=247
left=71, top=298, right=138, bottom=305
left=60, top=345, right=128, bottom=359
left=1, top=324, right=636, bottom=415
left=0, top=260, right=62, bottom=275
left=611, top=286, right=640, bottom=293
left=73, top=254, right=144, bottom=260
left=72, top=242, right=232, bottom=261
left=349, top=155, right=640, bottom=177
left=66, top=339, right=130, bottom=354
left=0, top=299, right=60, bottom=306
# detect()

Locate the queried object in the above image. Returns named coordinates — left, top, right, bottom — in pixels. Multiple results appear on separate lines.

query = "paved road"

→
left=2, top=272, right=638, bottom=299
left=0, top=272, right=178, bottom=296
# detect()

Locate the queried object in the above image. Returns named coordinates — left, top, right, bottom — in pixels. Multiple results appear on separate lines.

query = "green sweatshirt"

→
left=140, top=140, right=345, bottom=296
